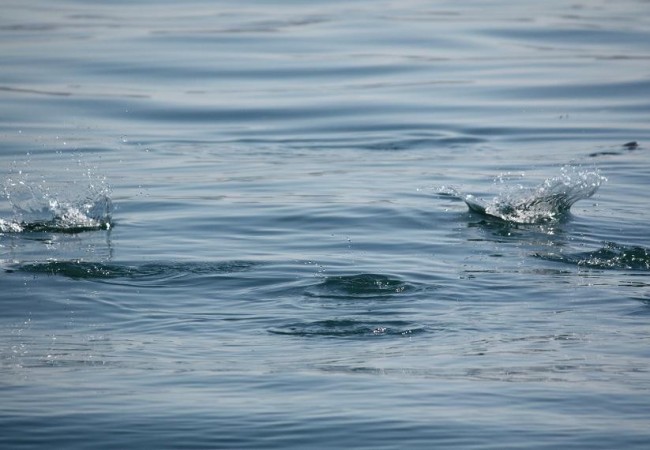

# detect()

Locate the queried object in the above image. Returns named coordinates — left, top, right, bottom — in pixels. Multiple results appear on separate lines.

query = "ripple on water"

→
left=534, top=242, right=650, bottom=271
left=272, top=273, right=425, bottom=338
left=10, top=260, right=259, bottom=281
left=268, top=319, right=426, bottom=338
left=304, top=273, right=417, bottom=300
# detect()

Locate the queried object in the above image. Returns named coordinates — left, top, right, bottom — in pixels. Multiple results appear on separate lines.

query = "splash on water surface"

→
left=1, top=156, right=112, bottom=233
left=0, top=194, right=112, bottom=233
left=463, top=166, right=605, bottom=224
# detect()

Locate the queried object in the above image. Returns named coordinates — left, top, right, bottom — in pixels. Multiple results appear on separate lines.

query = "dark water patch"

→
left=268, top=319, right=425, bottom=338
left=360, top=136, right=485, bottom=151
left=623, top=141, right=640, bottom=150
left=589, top=141, right=641, bottom=157
left=304, top=274, right=416, bottom=300
left=12, top=260, right=259, bottom=281
left=15, top=218, right=112, bottom=234
left=535, top=243, right=650, bottom=271
left=466, top=216, right=568, bottom=244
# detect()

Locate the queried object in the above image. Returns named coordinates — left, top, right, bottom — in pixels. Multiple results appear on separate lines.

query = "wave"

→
left=534, top=242, right=650, bottom=271
left=463, top=166, right=604, bottom=224
left=10, top=259, right=258, bottom=280
left=268, top=319, right=425, bottom=338
left=304, top=273, right=416, bottom=300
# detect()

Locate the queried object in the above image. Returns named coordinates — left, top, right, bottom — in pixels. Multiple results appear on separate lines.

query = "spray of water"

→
left=464, top=166, right=605, bottom=224
left=1, top=153, right=113, bottom=233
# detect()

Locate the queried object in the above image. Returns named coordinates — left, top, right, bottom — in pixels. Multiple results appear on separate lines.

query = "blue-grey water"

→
left=2, top=1, right=650, bottom=448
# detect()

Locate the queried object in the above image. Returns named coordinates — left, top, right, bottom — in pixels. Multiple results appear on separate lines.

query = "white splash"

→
left=1, top=156, right=113, bottom=233
left=464, top=166, right=605, bottom=224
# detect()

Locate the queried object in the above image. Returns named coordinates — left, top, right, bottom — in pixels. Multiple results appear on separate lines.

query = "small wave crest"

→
left=464, top=166, right=605, bottom=224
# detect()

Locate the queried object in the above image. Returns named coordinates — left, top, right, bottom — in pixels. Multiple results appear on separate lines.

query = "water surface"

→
left=1, top=1, right=650, bottom=448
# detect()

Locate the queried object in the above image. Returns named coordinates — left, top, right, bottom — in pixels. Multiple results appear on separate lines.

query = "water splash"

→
left=464, top=166, right=605, bottom=224
left=1, top=155, right=113, bottom=233
left=1, top=193, right=112, bottom=233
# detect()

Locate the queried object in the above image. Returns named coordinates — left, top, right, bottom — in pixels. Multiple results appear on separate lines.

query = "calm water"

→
left=2, top=1, right=650, bottom=448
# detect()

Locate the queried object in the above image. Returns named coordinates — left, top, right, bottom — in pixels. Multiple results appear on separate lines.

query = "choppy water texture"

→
left=1, top=1, right=650, bottom=449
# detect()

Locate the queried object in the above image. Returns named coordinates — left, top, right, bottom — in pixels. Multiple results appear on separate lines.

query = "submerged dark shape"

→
left=464, top=167, right=604, bottom=224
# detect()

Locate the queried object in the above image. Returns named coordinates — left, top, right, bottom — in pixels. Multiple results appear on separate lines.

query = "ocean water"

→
left=1, top=0, right=650, bottom=448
